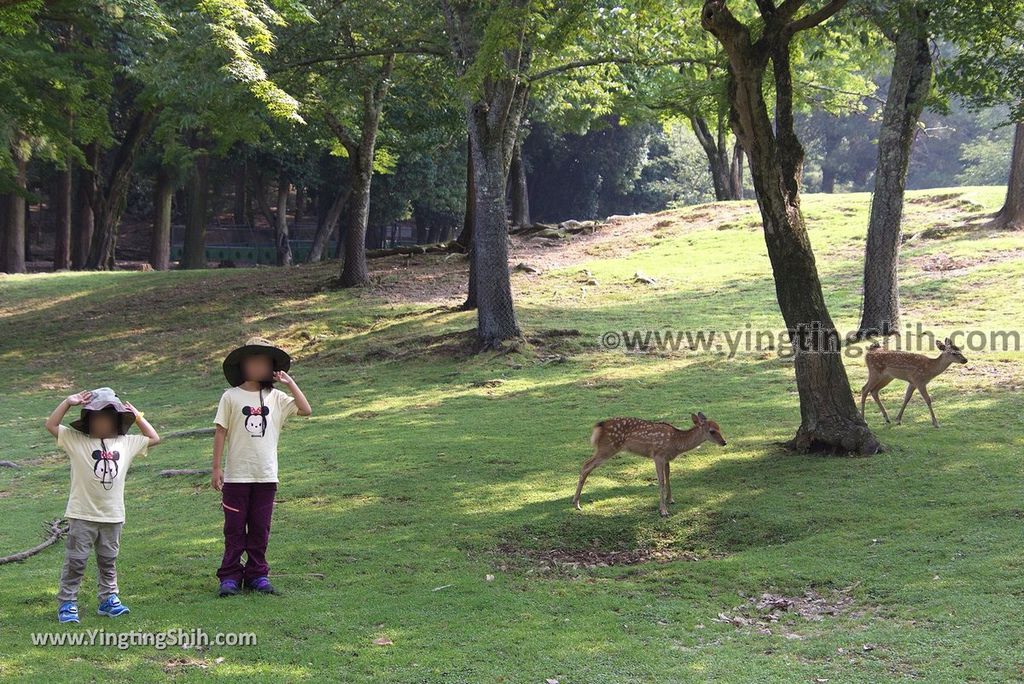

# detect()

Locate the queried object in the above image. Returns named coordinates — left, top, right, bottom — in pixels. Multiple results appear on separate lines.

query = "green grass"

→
left=1, top=187, right=1023, bottom=682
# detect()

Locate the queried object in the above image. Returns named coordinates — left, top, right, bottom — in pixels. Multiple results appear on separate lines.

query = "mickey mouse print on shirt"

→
left=92, top=448, right=120, bottom=490
left=242, top=405, right=270, bottom=437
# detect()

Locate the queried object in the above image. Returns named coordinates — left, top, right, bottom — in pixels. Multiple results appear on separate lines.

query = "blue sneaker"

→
left=219, top=579, right=240, bottom=597
left=58, top=601, right=80, bottom=624
left=97, top=594, right=130, bottom=617
left=246, top=576, right=277, bottom=594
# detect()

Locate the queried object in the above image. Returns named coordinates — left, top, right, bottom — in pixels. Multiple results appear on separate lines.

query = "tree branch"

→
left=786, top=0, right=849, bottom=34
left=528, top=54, right=718, bottom=82
left=268, top=45, right=446, bottom=74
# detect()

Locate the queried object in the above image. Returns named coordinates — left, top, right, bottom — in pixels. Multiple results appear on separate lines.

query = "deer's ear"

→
left=937, top=340, right=946, bottom=351
left=698, top=411, right=707, bottom=421
left=691, top=413, right=700, bottom=425
left=944, top=337, right=953, bottom=346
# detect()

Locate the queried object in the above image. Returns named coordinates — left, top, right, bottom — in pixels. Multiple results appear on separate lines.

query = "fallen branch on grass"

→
left=366, top=240, right=466, bottom=259
left=159, top=469, right=211, bottom=477
left=0, top=519, right=68, bottom=566
left=0, top=460, right=19, bottom=468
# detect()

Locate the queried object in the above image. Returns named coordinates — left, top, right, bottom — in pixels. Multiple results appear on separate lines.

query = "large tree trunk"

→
left=328, top=55, right=395, bottom=287
left=53, top=164, right=73, bottom=270
left=702, top=0, right=879, bottom=455
left=509, top=140, right=530, bottom=227
left=340, top=154, right=372, bottom=284
left=1, top=141, right=27, bottom=274
left=150, top=167, right=173, bottom=270
left=307, top=187, right=349, bottom=263
left=71, top=145, right=98, bottom=270
left=180, top=152, right=210, bottom=270
left=466, top=87, right=527, bottom=347
left=274, top=173, right=293, bottom=267
left=990, top=122, right=1024, bottom=230
left=857, top=6, right=932, bottom=338
left=458, top=132, right=477, bottom=310
left=85, top=109, right=156, bottom=269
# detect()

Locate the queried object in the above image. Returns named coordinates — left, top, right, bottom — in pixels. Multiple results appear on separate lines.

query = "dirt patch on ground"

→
left=714, top=588, right=860, bottom=638
left=360, top=327, right=585, bottom=363
left=911, top=249, right=1024, bottom=276
left=494, top=542, right=709, bottom=572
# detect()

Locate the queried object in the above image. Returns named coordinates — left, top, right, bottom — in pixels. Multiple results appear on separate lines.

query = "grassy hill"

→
left=1, top=187, right=1022, bottom=682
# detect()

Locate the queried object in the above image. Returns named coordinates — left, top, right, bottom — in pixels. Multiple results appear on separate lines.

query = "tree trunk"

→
left=85, top=109, right=157, bottom=269
left=991, top=122, right=1024, bottom=229
left=691, top=114, right=733, bottom=201
left=180, top=152, right=210, bottom=270
left=728, top=140, right=744, bottom=200
left=233, top=163, right=247, bottom=227
left=150, top=167, right=173, bottom=270
left=53, top=164, right=73, bottom=270
left=340, top=155, right=372, bottom=284
left=702, top=0, right=879, bottom=455
left=466, top=91, right=525, bottom=347
left=509, top=140, right=530, bottom=227
left=329, top=54, right=395, bottom=287
left=458, top=132, right=477, bottom=310
left=857, top=6, right=932, bottom=338
left=1, top=142, right=27, bottom=273
left=821, top=165, right=836, bottom=193
left=275, top=173, right=293, bottom=267
left=307, top=187, right=349, bottom=263
left=71, top=145, right=98, bottom=270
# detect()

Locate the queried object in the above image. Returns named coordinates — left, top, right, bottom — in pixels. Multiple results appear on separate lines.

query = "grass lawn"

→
left=1, top=187, right=1022, bottom=682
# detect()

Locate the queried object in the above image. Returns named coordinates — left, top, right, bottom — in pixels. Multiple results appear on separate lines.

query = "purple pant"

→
left=217, top=482, right=278, bottom=583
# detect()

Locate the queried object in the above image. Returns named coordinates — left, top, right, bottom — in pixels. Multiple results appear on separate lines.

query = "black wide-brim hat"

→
left=223, top=337, right=292, bottom=387
left=69, top=387, right=136, bottom=435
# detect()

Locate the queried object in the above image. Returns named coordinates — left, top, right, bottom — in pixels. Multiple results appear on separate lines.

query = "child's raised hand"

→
left=272, top=370, right=294, bottom=385
left=66, top=391, right=92, bottom=406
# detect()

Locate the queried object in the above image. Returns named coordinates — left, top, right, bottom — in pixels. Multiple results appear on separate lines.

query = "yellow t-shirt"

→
left=214, top=386, right=298, bottom=483
left=57, top=424, right=149, bottom=524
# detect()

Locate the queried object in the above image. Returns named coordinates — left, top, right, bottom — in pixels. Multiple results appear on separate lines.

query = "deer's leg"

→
left=665, top=460, right=674, bottom=504
left=895, top=383, right=915, bottom=425
left=572, top=445, right=618, bottom=510
left=654, top=459, right=669, bottom=517
left=917, top=383, right=939, bottom=428
left=859, top=376, right=873, bottom=417
left=871, top=377, right=893, bottom=423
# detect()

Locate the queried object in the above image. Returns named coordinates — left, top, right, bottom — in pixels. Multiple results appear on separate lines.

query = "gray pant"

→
left=57, top=518, right=123, bottom=603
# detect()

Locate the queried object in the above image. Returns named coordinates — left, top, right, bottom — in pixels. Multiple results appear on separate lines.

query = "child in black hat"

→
left=212, top=338, right=312, bottom=596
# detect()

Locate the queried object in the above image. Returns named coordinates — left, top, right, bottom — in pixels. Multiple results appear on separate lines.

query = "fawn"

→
left=572, top=412, right=727, bottom=517
left=860, top=338, right=967, bottom=428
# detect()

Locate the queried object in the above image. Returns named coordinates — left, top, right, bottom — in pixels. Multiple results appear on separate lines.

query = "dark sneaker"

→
left=97, top=594, right=130, bottom=617
left=58, top=601, right=80, bottom=624
left=219, top=579, right=240, bottom=597
left=246, top=576, right=277, bottom=594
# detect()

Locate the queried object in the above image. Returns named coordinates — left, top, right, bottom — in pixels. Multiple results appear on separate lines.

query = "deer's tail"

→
left=591, top=421, right=605, bottom=447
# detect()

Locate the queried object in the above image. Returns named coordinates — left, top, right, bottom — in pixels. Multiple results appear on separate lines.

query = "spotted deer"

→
left=860, top=338, right=967, bottom=428
left=572, top=413, right=727, bottom=517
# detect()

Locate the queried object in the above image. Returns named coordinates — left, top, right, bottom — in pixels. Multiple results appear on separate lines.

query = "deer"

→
left=860, top=337, right=967, bottom=428
left=572, top=412, right=727, bottom=517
